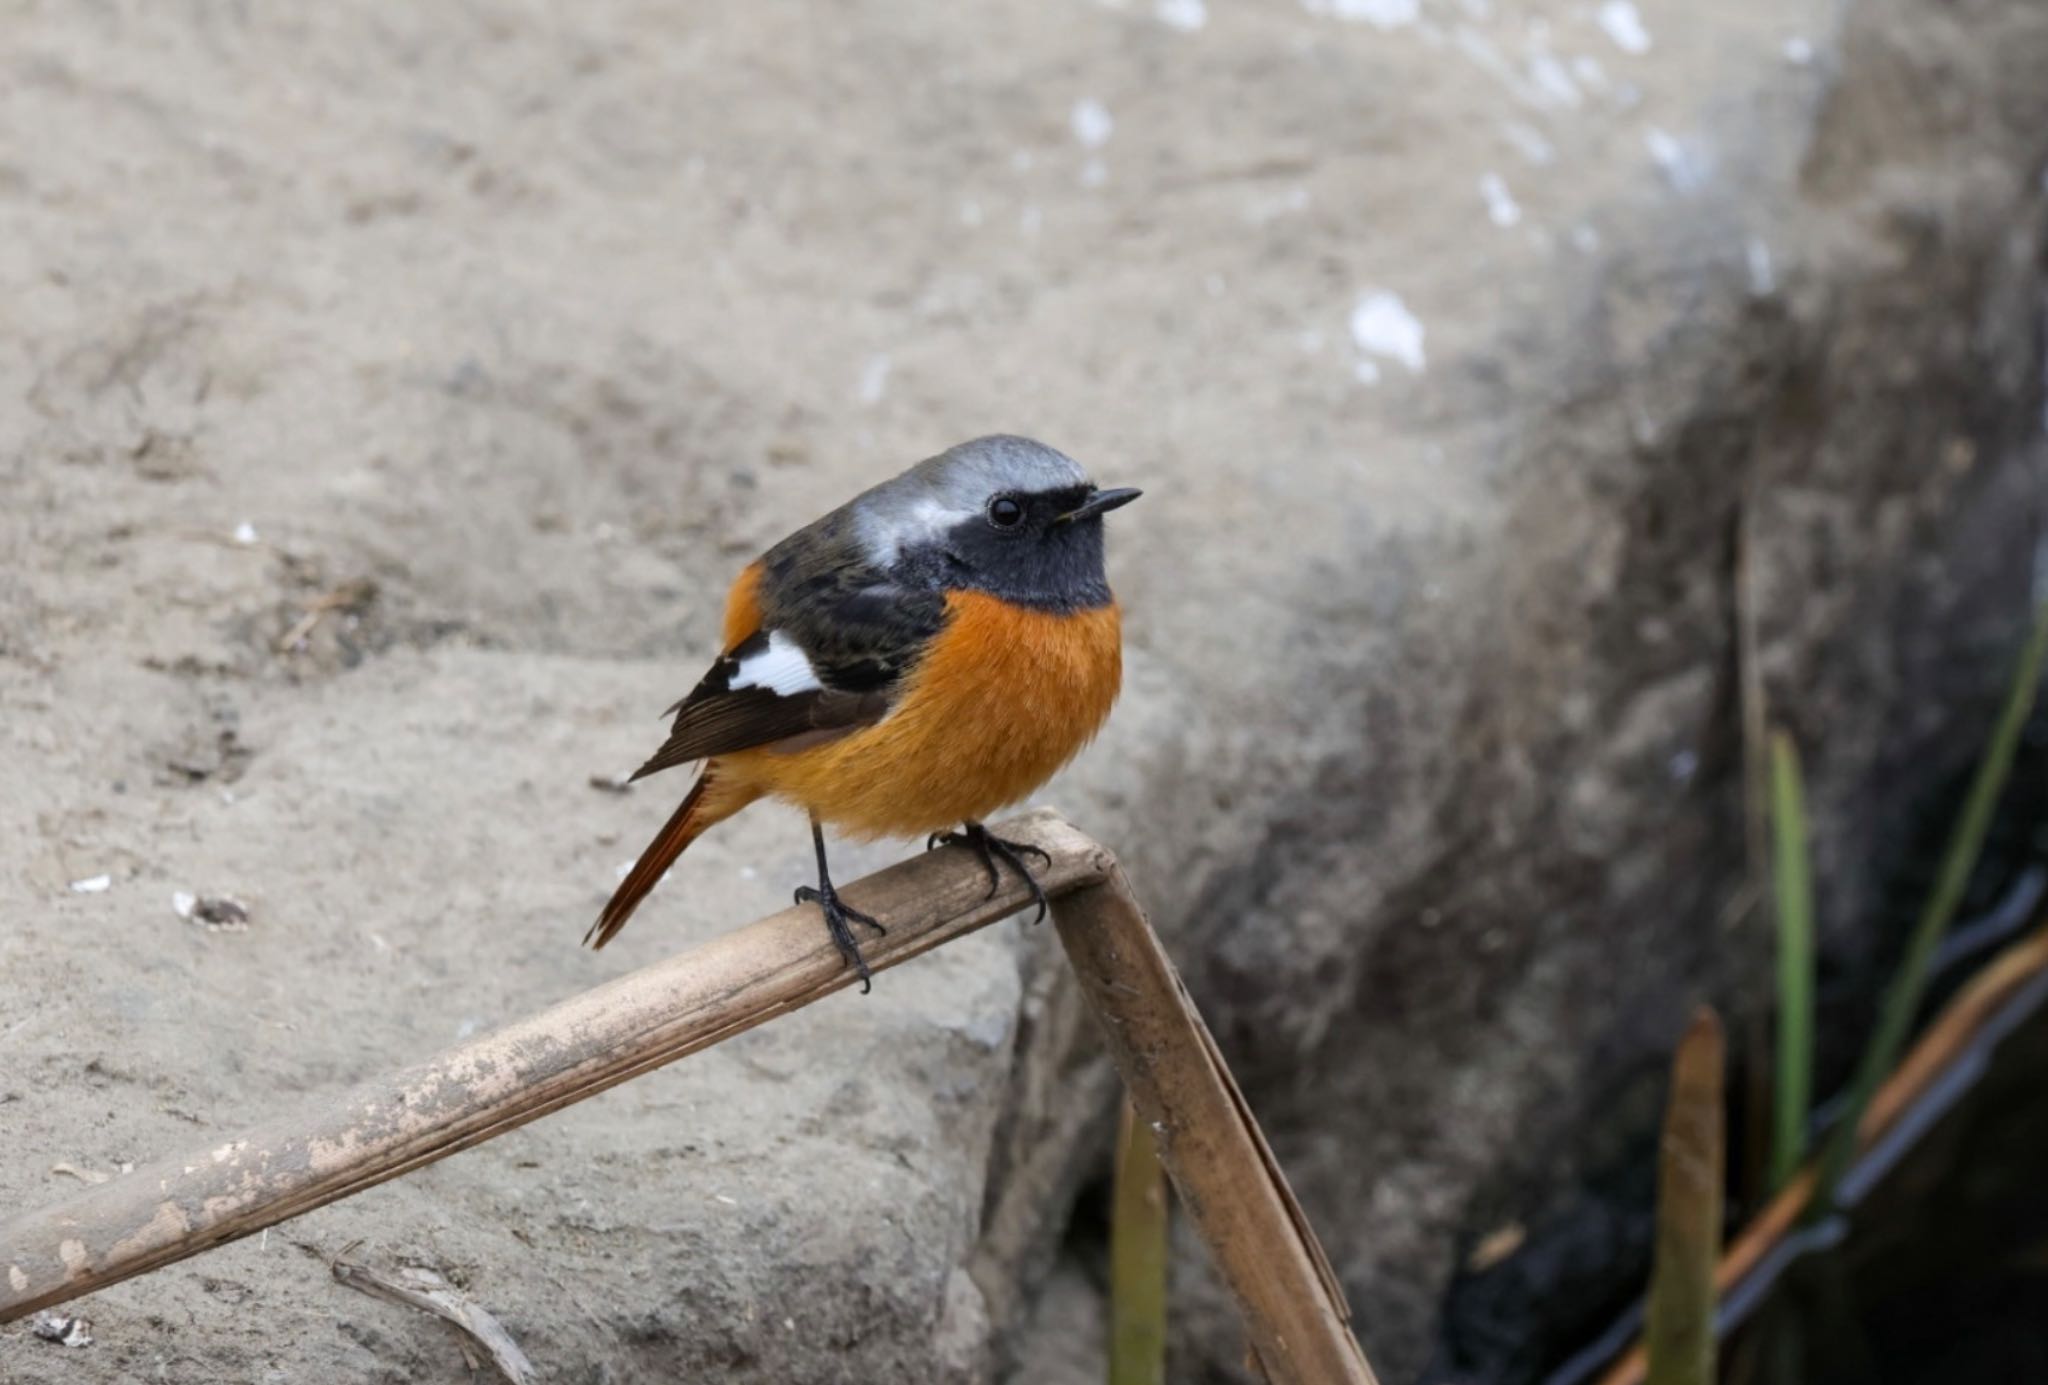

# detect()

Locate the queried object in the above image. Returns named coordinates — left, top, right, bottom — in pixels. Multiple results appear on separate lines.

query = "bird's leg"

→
left=793, top=819, right=886, bottom=994
left=926, top=820, right=1052, bottom=924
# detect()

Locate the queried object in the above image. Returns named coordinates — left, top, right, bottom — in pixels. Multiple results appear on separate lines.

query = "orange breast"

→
left=725, top=591, right=1123, bottom=838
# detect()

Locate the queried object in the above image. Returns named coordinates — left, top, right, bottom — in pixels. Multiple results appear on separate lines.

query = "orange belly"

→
left=721, top=590, right=1122, bottom=838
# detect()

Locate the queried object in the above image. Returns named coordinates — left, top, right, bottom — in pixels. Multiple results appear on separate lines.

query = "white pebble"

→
left=1527, top=53, right=1583, bottom=108
left=232, top=521, right=258, bottom=545
left=69, top=874, right=112, bottom=894
left=1783, top=36, right=1814, bottom=65
left=1349, top=291, right=1427, bottom=374
left=1644, top=126, right=1700, bottom=190
left=1156, top=0, right=1207, bottom=30
left=1596, top=0, right=1651, bottom=55
left=171, top=891, right=197, bottom=918
left=1070, top=98, right=1114, bottom=149
left=1478, top=172, right=1523, bottom=228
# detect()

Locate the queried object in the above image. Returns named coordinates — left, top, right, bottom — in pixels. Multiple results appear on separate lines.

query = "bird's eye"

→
left=987, top=495, right=1025, bottom=529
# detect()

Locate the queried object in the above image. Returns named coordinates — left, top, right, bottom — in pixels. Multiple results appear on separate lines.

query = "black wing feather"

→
left=628, top=573, right=944, bottom=781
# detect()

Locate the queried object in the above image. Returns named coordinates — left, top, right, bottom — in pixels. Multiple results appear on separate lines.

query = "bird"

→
left=588, top=434, right=1140, bottom=991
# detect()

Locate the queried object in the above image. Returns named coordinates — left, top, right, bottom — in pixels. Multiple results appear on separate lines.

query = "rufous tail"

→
left=586, top=767, right=748, bottom=950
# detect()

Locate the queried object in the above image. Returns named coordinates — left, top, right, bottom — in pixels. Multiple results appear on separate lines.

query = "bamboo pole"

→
left=1, top=809, right=1109, bottom=1322
left=1054, top=866, right=1380, bottom=1385
left=4, top=811, right=1379, bottom=1385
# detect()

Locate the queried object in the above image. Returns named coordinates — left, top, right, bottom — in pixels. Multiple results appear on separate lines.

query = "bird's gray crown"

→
left=852, top=435, right=1092, bottom=566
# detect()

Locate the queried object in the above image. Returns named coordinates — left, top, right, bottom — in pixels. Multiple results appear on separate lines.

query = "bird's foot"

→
left=794, top=884, right=887, bottom=994
left=926, top=823, right=1052, bottom=924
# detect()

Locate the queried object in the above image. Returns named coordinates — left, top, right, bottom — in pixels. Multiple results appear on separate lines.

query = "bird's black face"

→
left=899, top=483, right=1140, bottom=611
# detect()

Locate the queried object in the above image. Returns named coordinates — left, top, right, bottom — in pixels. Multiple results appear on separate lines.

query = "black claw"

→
left=928, top=827, right=996, bottom=895
left=793, top=884, right=886, bottom=939
left=798, top=821, right=889, bottom=994
left=795, top=883, right=887, bottom=993
left=971, top=845, right=1003, bottom=898
left=937, top=823, right=1052, bottom=924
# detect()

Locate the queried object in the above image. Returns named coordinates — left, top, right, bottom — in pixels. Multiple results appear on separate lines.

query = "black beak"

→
left=1058, top=486, right=1143, bottom=523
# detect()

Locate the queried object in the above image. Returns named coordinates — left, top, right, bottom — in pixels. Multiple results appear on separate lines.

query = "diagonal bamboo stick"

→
left=0, top=809, right=1108, bottom=1322
left=1, top=809, right=1376, bottom=1385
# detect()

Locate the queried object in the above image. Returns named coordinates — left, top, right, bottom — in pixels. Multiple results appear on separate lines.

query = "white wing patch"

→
left=728, top=630, right=824, bottom=696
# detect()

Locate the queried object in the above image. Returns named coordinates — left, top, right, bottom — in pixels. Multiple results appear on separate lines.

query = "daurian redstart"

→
left=589, top=435, right=1140, bottom=989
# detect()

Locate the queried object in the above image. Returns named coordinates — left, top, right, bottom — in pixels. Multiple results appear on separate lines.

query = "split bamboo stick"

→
left=1, top=809, right=1107, bottom=1320
left=3, top=810, right=1378, bottom=1385
left=1055, top=866, right=1380, bottom=1385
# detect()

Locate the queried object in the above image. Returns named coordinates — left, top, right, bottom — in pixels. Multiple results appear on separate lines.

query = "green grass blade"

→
left=1645, top=1006, right=1727, bottom=1385
left=1109, top=1097, right=1169, bottom=1385
left=1807, top=600, right=2048, bottom=1218
left=1768, top=732, right=1815, bottom=1192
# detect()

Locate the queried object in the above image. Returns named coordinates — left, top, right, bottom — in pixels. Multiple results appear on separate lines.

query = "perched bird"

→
left=589, top=435, right=1140, bottom=989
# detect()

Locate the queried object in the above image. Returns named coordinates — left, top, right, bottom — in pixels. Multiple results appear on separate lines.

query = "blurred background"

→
left=3, top=1, right=2046, bottom=1381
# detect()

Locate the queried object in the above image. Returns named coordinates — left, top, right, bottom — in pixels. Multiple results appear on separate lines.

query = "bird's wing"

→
left=627, top=580, right=947, bottom=781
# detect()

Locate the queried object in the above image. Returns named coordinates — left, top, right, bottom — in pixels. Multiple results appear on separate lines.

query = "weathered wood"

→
left=4, top=809, right=1383, bottom=1385
left=327, top=1252, right=537, bottom=1385
left=1053, top=867, right=1380, bottom=1385
left=0, top=808, right=1110, bottom=1321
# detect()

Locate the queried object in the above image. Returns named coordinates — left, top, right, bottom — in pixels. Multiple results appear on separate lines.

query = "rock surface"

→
left=3, top=1, right=2044, bottom=1382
